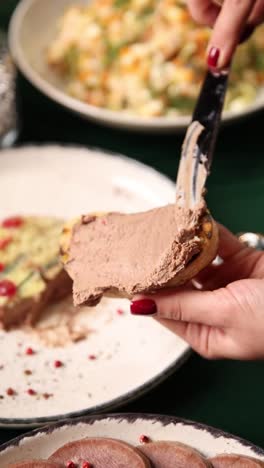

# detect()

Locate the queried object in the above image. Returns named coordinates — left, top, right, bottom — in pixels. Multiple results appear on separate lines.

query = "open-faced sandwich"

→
left=0, top=216, right=72, bottom=329
left=60, top=205, right=217, bottom=307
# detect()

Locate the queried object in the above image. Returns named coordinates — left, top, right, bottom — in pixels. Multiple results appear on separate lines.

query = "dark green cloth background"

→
left=1, top=0, right=264, bottom=449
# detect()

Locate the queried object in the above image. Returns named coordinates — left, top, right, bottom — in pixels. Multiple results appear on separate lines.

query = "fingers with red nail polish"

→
left=188, top=0, right=264, bottom=71
left=206, top=0, right=257, bottom=70
left=207, top=46, right=220, bottom=68
left=130, top=299, right=157, bottom=315
left=187, top=0, right=220, bottom=27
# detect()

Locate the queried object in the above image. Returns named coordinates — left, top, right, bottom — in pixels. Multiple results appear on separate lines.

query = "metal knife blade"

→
left=176, top=69, right=229, bottom=209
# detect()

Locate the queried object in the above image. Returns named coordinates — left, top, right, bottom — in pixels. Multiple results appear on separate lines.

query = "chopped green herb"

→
left=18, top=271, right=36, bottom=290
left=44, top=258, right=59, bottom=270
left=168, top=95, right=195, bottom=111
left=149, top=87, right=159, bottom=98
left=255, top=53, right=264, bottom=71
left=2, top=255, right=25, bottom=275
left=114, top=0, right=130, bottom=8
left=139, top=6, right=154, bottom=18
left=104, top=40, right=125, bottom=66
left=63, top=44, right=79, bottom=76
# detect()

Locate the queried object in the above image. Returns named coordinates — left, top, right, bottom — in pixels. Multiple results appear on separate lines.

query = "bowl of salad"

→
left=9, top=0, right=264, bottom=131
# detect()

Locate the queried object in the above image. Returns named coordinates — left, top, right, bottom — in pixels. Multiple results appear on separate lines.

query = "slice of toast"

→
left=0, top=216, right=72, bottom=329
left=60, top=209, right=218, bottom=306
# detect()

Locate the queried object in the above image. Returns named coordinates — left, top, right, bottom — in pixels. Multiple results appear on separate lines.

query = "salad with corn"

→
left=47, top=0, right=264, bottom=117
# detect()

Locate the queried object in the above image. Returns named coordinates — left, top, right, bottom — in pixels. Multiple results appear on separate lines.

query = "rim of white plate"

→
left=0, top=413, right=264, bottom=463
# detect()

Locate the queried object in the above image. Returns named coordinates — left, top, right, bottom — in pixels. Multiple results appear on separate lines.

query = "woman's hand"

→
left=130, top=225, right=264, bottom=360
left=187, top=0, right=264, bottom=70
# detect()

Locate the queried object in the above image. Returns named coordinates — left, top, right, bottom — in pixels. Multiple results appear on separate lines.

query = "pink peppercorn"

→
left=2, top=216, right=23, bottom=228
left=82, top=462, right=93, bottom=468
left=139, top=434, right=150, bottom=444
left=0, top=237, right=12, bottom=250
left=0, top=279, right=16, bottom=297
left=88, top=354, right=96, bottom=360
left=66, top=462, right=76, bottom=468
left=54, top=360, right=63, bottom=368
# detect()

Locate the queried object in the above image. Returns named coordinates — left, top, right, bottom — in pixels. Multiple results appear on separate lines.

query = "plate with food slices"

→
left=0, top=144, right=195, bottom=428
left=9, top=0, right=264, bottom=132
left=0, top=413, right=264, bottom=467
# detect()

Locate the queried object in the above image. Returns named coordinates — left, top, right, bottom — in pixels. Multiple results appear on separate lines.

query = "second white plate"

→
left=0, top=145, right=189, bottom=428
left=0, top=413, right=263, bottom=466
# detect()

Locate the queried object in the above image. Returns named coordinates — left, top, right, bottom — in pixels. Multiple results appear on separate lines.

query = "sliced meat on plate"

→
left=138, top=441, right=212, bottom=467
left=49, top=437, right=151, bottom=467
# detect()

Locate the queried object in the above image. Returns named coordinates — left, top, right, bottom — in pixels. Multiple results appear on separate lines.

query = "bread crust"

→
left=49, top=437, right=151, bottom=467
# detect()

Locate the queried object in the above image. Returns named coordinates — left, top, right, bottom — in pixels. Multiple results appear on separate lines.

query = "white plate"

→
left=0, top=413, right=264, bottom=466
left=9, top=0, right=264, bottom=133
left=0, top=145, right=190, bottom=428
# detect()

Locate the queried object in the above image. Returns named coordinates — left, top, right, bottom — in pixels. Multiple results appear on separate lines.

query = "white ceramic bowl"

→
left=9, top=0, right=264, bottom=133
left=0, top=413, right=263, bottom=467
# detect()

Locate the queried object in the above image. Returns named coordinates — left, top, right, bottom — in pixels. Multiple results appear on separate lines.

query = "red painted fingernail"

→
left=207, top=47, right=220, bottom=68
left=130, top=299, right=157, bottom=315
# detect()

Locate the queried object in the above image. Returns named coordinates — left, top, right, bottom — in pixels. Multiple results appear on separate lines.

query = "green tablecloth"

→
left=1, top=0, right=264, bottom=449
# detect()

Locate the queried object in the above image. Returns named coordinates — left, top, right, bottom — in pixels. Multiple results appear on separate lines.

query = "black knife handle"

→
left=192, top=70, right=229, bottom=172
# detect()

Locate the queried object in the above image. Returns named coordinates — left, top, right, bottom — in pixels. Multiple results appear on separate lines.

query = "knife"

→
left=176, top=69, right=229, bottom=209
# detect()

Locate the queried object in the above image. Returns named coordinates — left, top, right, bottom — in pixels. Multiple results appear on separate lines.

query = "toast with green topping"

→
left=0, top=216, right=72, bottom=329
